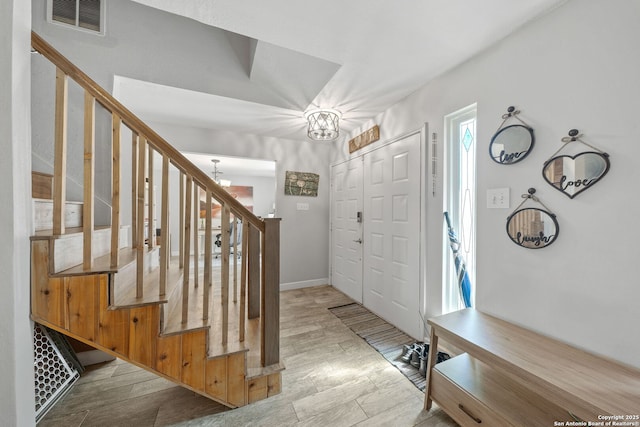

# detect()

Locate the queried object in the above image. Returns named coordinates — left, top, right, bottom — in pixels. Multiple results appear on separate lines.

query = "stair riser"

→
left=162, top=273, right=185, bottom=331
left=32, top=172, right=54, bottom=199
left=51, top=228, right=128, bottom=273
left=33, top=199, right=83, bottom=231
left=113, top=248, right=160, bottom=292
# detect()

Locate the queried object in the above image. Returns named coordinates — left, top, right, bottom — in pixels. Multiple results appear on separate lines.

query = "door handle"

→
left=353, top=238, right=362, bottom=244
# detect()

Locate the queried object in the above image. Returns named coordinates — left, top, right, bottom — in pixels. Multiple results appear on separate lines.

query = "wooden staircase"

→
left=29, top=33, right=282, bottom=409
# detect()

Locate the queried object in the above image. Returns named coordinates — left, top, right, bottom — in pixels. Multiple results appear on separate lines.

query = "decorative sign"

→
left=489, top=106, right=535, bottom=165
left=506, top=207, right=559, bottom=249
left=348, top=125, right=380, bottom=153
left=542, top=152, right=610, bottom=199
left=542, top=130, right=610, bottom=199
left=284, top=171, right=319, bottom=197
left=505, top=188, right=559, bottom=249
left=489, top=124, right=535, bottom=164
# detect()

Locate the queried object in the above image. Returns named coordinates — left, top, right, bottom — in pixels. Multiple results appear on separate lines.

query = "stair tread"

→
left=162, top=261, right=261, bottom=361
left=57, top=247, right=137, bottom=276
left=31, top=225, right=110, bottom=240
left=112, top=255, right=183, bottom=308
left=33, top=197, right=83, bottom=204
left=246, top=362, right=286, bottom=380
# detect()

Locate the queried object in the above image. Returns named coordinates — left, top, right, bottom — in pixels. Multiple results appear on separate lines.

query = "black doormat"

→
left=328, top=303, right=437, bottom=391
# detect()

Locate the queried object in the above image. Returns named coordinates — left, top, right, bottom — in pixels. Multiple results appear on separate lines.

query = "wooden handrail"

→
left=31, top=31, right=264, bottom=233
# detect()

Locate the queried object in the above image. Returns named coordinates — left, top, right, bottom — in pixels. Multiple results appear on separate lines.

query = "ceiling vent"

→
left=48, top=0, right=104, bottom=34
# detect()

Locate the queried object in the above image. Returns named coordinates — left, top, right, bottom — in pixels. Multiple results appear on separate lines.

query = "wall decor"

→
left=284, top=171, right=319, bottom=197
left=542, top=129, right=610, bottom=199
left=348, top=125, right=380, bottom=153
left=489, top=106, right=535, bottom=165
left=199, top=186, right=253, bottom=228
left=506, top=188, right=559, bottom=249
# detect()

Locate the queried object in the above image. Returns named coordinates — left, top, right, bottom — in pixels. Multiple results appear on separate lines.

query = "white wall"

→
left=0, top=0, right=37, bottom=425
left=150, top=122, right=332, bottom=288
left=339, top=0, right=640, bottom=368
left=221, top=174, right=276, bottom=218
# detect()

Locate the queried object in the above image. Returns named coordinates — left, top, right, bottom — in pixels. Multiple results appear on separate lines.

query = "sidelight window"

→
left=443, top=104, right=477, bottom=313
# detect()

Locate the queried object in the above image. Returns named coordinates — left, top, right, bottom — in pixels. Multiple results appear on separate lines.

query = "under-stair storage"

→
left=29, top=31, right=282, bottom=410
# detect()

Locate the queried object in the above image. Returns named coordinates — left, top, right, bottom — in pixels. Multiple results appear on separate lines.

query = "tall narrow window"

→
left=443, top=104, right=477, bottom=313
left=48, top=0, right=104, bottom=34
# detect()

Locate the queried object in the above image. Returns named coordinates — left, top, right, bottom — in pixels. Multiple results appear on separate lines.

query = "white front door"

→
left=331, top=157, right=363, bottom=303
left=363, top=132, right=421, bottom=338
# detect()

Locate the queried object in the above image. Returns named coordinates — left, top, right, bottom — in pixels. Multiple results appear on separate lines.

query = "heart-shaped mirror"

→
left=489, top=124, right=534, bottom=164
left=506, top=207, right=559, bottom=249
left=542, top=152, right=610, bottom=199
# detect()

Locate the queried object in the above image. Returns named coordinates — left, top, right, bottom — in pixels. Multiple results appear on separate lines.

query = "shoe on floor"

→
left=401, top=344, right=416, bottom=363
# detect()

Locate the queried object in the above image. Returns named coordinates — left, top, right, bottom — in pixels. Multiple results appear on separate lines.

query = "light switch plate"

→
left=487, top=188, right=510, bottom=209
left=296, top=203, right=309, bottom=211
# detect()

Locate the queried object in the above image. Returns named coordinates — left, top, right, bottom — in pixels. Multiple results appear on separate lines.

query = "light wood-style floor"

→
left=39, top=285, right=457, bottom=427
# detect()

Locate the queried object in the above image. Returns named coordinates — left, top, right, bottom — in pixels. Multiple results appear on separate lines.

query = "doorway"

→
left=330, top=157, right=364, bottom=303
left=331, top=130, right=423, bottom=338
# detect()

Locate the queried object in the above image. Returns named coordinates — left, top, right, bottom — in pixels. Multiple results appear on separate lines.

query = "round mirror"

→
left=542, top=152, right=610, bottom=199
left=506, top=208, right=559, bottom=249
left=489, top=124, right=535, bottom=165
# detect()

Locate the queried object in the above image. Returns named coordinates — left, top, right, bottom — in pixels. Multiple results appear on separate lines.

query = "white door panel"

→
left=331, top=158, right=363, bottom=303
left=363, top=132, right=421, bottom=338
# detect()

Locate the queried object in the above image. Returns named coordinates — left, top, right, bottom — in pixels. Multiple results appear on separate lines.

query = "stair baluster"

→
left=131, top=133, right=138, bottom=248
left=203, top=189, right=212, bottom=321
left=110, top=113, right=122, bottom=269
left=147, top=144, right=155, bottom=250
left=53, top=67, right=68, bottom=236
left=83, top=91, right=95, bottom=270
left=193, top=183, right=199, bottom=288
left=159, top=154, right=170, bottom=296
left=136, top=136, right=146, bottom=298
left=239, top=218, right=249, bottom=342
left=179, top=172, right=184, bottom=269
left=221, top=204, right=230, bottom=345
left=233, top=215, right=238, bottom=303
left=182, top=175, right=192, bottom=324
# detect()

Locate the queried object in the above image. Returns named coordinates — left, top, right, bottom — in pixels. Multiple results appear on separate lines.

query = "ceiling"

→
left=182, top=152, right=276, bottom=179
left=119, top=0, right=566, bottom=143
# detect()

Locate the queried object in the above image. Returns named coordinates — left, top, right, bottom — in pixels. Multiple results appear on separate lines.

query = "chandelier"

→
left=305, top=109, right=341, bottom=141
left=211, top=159, right=231, bottom=187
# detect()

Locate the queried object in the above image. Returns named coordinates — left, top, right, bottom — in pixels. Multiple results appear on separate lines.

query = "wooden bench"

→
left=424, top=309, right=640, bottom=426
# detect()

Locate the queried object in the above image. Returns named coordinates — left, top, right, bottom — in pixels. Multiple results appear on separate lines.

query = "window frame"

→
left=443, top=103, right=477, bottom=314
left=46, top=0, right=106, bottom=36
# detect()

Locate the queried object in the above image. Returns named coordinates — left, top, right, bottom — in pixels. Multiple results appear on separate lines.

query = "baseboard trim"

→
left=280, top=278, right=329, bottom=291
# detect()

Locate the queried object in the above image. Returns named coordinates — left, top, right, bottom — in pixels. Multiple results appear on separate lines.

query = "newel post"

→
left=261, top=217, right=281, bottom=366
left=247, top=223, right=260, bottom=319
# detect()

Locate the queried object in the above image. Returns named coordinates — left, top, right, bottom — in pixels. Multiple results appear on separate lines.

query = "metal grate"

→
left=33, top=324, right=80, bottom=423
